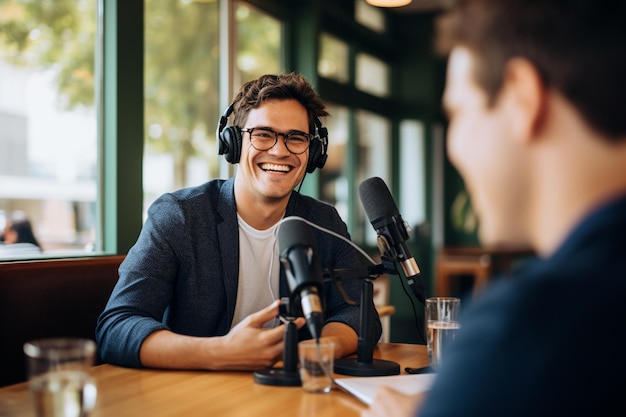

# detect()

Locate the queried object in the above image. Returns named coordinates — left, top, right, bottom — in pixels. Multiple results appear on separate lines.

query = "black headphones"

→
left=216, top=102, right=328, bottom=173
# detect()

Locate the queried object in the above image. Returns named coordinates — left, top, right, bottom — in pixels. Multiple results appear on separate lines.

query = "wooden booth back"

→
left=0, top=255, right=123, bottom=387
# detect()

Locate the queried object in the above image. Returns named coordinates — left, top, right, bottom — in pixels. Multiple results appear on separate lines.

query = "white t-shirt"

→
left=231, top=215, right=280, bottom=329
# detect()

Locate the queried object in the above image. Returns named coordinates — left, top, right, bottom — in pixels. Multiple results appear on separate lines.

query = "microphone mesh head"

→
left=278, top=217, right=318, bottom=255
left=358, top=177, right=398, bottom=222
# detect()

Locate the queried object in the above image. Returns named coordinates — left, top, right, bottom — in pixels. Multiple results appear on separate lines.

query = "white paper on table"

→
left=335, top=373, right=437, bottom=405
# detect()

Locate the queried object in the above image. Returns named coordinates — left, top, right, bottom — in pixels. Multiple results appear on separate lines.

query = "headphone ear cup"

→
left=306, top=139, right=321, bottom=173
left=219, top=126, right=242, bottom=164
left=217, top=117, right=229, bottom=156
left=307, top=123, right=328, bottom=173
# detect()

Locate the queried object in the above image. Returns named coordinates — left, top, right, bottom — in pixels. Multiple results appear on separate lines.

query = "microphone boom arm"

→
left=321, top=256, right=399, bottom=306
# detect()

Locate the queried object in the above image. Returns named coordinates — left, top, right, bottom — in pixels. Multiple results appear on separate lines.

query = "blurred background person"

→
left=0, top=210, right=43, bottom=257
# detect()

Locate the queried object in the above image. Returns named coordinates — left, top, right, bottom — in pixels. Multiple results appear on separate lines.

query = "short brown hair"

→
left=231, top=73, right=328, bottom=133
left=436, top=0, right=626, bottom=141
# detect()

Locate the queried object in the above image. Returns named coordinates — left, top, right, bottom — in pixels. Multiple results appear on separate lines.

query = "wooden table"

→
left=0, top=343, right=428, bottom=417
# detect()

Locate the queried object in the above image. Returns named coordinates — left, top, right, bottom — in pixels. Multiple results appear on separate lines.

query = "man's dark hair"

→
left=231, top=73, right=328, bottom=133
left=436, top=0, right=626, bottom=141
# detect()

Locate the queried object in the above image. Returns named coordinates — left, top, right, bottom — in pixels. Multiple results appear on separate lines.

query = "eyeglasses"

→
left=240, top=127, right=313, bottom=155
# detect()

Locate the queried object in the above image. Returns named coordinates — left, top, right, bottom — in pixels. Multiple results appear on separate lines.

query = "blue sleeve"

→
left=95, top=194, right=184, bottom=368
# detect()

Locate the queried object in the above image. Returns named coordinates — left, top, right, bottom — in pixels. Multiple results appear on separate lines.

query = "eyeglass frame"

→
left=240, top=126, right=315, bottom=155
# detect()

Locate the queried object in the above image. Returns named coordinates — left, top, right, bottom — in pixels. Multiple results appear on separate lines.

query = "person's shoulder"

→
left=144, top=180, right=223, bottom=219
left=149, top=179, right=233, bottom=212
left=292, top=195, right=346, bottom=226
left=292, top=193, right=338, bottom=215
left=167, top=178, right=230, bottom=201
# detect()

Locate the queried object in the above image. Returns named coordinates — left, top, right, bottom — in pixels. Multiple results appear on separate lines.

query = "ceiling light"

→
left=366, top=0, right=412, bottom=7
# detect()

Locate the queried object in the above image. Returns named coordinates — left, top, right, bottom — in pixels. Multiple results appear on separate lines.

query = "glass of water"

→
left=298, top=340, right=334, bottom=393
left=426, top=297, right=461, bottom=370
left=23, top=338, right=97, bottom=417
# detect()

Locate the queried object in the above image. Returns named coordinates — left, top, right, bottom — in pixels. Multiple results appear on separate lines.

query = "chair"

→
left=435, top=248, right=493, bottom=297
left=435, top=247, right=534, bottom=298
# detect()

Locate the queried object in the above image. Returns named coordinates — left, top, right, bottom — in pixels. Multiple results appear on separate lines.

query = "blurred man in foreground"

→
left=364, top=0, right=626, bottom=416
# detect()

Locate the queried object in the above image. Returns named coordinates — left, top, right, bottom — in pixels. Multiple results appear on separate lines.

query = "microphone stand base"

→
left=332, top=279, right=401, bottom=377
left=254, top=317, right=301, bottom=386
left=333, top=357, right=400, bottom=377
left=254, top=368, right=301, bottom=386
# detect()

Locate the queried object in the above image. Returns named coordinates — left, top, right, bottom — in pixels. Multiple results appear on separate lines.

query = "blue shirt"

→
left=420, top=194, right=626, bottom=416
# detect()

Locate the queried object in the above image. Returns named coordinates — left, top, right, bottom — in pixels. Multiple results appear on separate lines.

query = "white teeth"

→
left=260, top=163, right=290, bottom=172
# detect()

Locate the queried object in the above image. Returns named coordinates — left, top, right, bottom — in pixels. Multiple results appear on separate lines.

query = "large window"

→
left=318, top=32, right=349, bottom=84
left=143, top=1, right=282, bottom=214
left=356, top=52, right=389, bottom=98
left=235, top=4, right=282, bottom=86
left=399, top=120, right=426, bottom=230
left=0, top=0, right=99, bottom=258
left=1, top=1, right=419, bottom=261
left=317, top=12, right=393, bottom=244
left=356, top=109, right=391, bottom=245
left=0, top=0, right=283, bottom=259
left=143, top=0, right=220, bottom=213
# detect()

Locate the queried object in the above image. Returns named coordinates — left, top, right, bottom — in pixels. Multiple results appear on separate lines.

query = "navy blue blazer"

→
left=96, top=177, right=381, bottom=367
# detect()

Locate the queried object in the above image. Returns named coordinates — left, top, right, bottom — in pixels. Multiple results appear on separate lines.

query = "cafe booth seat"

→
left=0, top=255, right=124, bottom=387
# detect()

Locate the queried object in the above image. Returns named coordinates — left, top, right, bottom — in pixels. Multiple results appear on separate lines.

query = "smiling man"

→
left=97, top=73, right=380, bottom=371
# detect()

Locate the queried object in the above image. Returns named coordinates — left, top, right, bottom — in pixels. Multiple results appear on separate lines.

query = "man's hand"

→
left=214, top=300, right=305, bottom=370
left=139, top=300, right=305, bottom=371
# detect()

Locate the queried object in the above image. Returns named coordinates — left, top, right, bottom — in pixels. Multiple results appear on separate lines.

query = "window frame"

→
left=102, top=0, right=144, bottom=254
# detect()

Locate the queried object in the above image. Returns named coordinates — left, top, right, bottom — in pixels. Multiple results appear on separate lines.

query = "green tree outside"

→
left=1, top=0, right=281, bottom=190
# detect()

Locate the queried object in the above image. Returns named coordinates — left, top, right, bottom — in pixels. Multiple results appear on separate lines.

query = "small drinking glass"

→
left=426, top=297, right=461, bottom=370
left=23, top=338, right=97, bottom=417
left=298, top=340, right=334, bottom=393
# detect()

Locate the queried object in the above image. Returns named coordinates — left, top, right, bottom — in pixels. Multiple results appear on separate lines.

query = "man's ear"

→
left=501, top=57, right=547, bottom=143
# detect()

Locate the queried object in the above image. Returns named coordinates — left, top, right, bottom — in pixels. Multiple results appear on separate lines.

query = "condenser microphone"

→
left=359, top=177, right=425, bottom=303
left=278, top=217, right=324, bottom=342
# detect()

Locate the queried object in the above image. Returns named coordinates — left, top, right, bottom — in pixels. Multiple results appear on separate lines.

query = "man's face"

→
left=443, top=47, right=529, bottom=246
left=236, top=98, right=310, bottom=203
